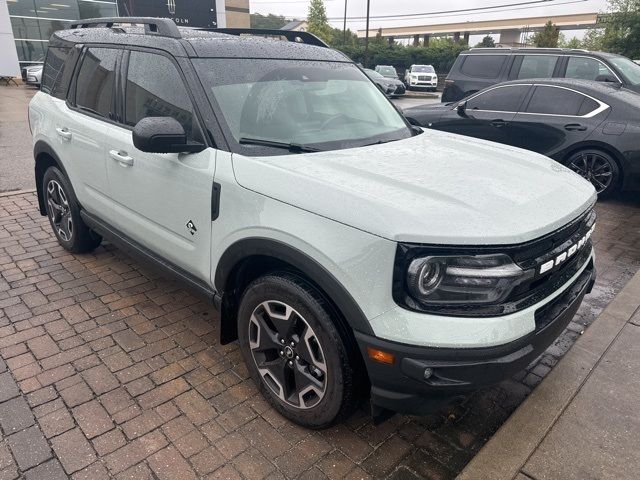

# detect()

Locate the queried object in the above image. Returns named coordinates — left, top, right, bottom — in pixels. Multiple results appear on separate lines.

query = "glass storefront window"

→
left=14, top=40, right=47, bottom=63
left=35, top=0, right=80, bottom=20
left=78, top=1, right=117, bottom=19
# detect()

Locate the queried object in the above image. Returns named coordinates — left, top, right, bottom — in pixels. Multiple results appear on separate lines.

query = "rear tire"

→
left=43, top=166, right=102, bottom=253
left=565, top=149, right=620, bottom=198
left=237, top=272, right=358, bottom=429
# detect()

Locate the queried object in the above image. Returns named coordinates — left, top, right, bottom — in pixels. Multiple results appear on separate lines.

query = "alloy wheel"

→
left=568, top=152, right=614, bottom=194
left=46, top=179, right=73, bottom=242
left=248, top=300, right=327, bottom=409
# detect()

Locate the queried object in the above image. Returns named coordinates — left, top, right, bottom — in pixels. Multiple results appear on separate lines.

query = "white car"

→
left=23, top=64, right=43, bottom=86
left=405, top=64, right=438, bottom=91
left=30, top=18, right=597, bottom=428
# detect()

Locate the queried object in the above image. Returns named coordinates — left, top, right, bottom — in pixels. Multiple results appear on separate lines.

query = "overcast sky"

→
left=250, top=0, right=608, bottom=33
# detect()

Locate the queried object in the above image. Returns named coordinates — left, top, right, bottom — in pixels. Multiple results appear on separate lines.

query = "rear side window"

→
left=516, top=55, right=559, bottom=79
left=41, top=46, right=70, bottom=99
left=524, top=86, right=597, bottom=116
left=75, top=48, right=118, bottom=119
left=460, top=55, right=506, bottom=79
left=565, top=57, right=613, bottom=81
left=124, top=51, right=201, bottom=142
left=467, top=85, right=530, bottom=112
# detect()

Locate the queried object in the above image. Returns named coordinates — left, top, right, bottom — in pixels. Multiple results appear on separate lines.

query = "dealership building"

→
left=0, top=0, right=249, bottom=76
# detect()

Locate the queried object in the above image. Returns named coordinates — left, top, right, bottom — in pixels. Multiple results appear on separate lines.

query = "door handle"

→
left=56, top=127, right=72, bottom=141
left=490, top=120, right=507, bottom=128
left=564, top=123, right=587, bottom=131
left=109, top=150, right=134, bottom=167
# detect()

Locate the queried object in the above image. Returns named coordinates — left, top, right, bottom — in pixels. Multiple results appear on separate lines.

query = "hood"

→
left=232, top=130, right=596, bottom=245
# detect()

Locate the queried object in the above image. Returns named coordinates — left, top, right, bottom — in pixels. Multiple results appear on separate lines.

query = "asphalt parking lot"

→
left=1, top=84, right=640, bottom=479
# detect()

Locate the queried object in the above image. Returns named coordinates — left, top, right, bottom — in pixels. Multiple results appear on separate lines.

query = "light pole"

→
left=363, top=0, right=371, bottom=67
left=343, top=0, right=348, bottom=44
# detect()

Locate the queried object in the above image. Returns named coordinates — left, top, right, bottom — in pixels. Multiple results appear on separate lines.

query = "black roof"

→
left=51, top=17, right=349, bottom=62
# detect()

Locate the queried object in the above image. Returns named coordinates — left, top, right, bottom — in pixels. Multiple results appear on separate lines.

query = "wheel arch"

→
left=34, top=141, right=69, bottom=216
left=560, top=141, right=625, bottom=174
left=214, top=238, right=374, bottom=348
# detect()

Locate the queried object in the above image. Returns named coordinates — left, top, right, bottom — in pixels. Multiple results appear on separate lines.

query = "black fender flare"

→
left=214, top=237, right=374, bottom=336
left=33, top=141, right=69, bottom=215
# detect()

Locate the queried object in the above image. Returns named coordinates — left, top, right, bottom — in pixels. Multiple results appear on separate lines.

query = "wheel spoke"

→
left=293, top=363, right=324, bottom=408
left=263, top=301, right=296, bottom=339
left=249, top=311, right=283, bottom=354
left=296, top=324, right=327, bottom=374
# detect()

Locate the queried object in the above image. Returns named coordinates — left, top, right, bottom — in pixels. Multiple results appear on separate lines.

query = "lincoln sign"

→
left=116, top=0, right=217, bottom=28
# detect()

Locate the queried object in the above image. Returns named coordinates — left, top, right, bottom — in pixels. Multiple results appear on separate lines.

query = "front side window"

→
left=125, top=51, right=201, bottom=142
left=524, top=86, right=598, bottom=116
left=75, top=47, right=118, bottom=118
left=466, top=85, right=530, bottom=112
left=517, top=55, right=559, bottom=79
left=565, top=57, right=613, bottom=81
left=194, top=59, right=412, bottom=155
left=460, top=55, right=506, bottom=78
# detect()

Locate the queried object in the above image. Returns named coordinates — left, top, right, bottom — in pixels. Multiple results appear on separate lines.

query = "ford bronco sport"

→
left=30, top=18, right=597, bottom=428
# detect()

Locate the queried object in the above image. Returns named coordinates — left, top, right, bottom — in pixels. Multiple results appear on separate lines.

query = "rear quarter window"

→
left=41, top=46, right=71, bottom=99
left=524, top=86, right=599, bottom=116
left=460, top=55, right=507, bottom=79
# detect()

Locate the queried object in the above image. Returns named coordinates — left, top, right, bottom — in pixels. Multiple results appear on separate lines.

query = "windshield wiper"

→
left=239, top=137, right=321, bottom=153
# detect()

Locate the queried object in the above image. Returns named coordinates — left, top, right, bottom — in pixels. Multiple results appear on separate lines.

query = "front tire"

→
left=565, top=149, right=620, bottom=198
left=43, top=166, right=102, bottom=253
left=237, top=273, right=358, bottom=428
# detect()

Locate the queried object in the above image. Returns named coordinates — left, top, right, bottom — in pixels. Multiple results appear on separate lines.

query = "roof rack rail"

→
left=206, top=28, right=330, bottom=48
left=68, top=17, right=181, bottom=39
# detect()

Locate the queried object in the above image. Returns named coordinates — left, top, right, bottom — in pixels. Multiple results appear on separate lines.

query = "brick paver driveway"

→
left=1, top=189, right=639, bottom=479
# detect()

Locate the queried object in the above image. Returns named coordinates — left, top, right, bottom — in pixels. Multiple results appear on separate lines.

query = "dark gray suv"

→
left=442, top=47, right=640, bottom=102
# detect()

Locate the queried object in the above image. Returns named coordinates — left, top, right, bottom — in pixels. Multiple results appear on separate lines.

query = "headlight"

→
left=406, top=254, right=531, bottom=305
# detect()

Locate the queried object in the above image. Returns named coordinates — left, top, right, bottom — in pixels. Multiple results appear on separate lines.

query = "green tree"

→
left=582, top=28, right=606, bottom=51
left=558, top=34, right=583, bottom=49
left=475, top=35, right=496, bottom=48
left=307, top=0, right=332, bottom=43
left=250, top=13, right=290, bottom=30
left=599, top=0, right=640, bottom=59
left=531, top=21, right=560, bottom=47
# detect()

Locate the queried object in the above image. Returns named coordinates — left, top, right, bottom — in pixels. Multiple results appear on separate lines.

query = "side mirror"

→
left=456, top=101, right=468, bottom=117
left=132, top=117, right=205, bottom=154
left=595, top=74, right=619, bottom=84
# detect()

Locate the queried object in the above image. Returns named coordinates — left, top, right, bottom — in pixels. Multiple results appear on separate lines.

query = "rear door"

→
left=433, top=84, right=531, bottom=145
left=508, top=85, right=609, bottom=156
left=61, top=46, right=120, bottom=215
left=103, top=49, right=215, bottom=283
left=443, top=53, right=511, bottom=102
left=508, top=54, right=561, bottom=80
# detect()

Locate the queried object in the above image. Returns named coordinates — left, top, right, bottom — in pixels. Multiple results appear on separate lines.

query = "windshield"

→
left=411, top=65, right=435, bottom=73
left=194, top=59, right=412, bottom=155
left=377, top=66, right=397, bottom=76
left=609, top=56, right=640, bottom=86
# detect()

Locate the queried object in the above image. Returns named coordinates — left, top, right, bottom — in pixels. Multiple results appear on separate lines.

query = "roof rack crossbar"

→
left=68, top=17, right=181, bottom=39
left=204, top=28, right=329, bottom=48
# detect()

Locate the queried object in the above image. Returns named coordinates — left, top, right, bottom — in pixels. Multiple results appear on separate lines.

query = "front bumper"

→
left=356, top=259, right=595, bottom=416
left=409, top=79, right=438, bottom=89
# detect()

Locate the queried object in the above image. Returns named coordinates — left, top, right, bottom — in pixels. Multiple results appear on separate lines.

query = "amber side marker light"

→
left=367, top=347, right=395, bottom=365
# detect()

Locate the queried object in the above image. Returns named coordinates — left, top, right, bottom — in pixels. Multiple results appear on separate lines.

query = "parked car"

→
left=22, top=64, right=43, bottom=86
left=405, top=78, right=640, bottom=197
left=375, top=65, right=399, bottom=79
left=364, top=68, right=405, bottom=96
left=404, top=64, right=438, bottom=91
left=31, top=18, right=597, bottom=428
left=442, top=48, right=640, bottom=102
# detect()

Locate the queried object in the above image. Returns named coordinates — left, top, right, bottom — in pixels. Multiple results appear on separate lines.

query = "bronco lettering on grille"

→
left=539, top=225, right=595, bottom=275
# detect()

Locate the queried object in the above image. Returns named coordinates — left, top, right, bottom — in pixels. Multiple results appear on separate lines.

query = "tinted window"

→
left=516, top=55, right=558, bottom=79
left=460, top=55, right=506, bottom=78
left=467, top=85, right=530, bottom=112
left=41, top=46, right=70, bottom=99
left=524, top=86, right=596, bottom=116
left=125, top=51, right=201, bottom=142
left=75, top=48, right=118, bottom=118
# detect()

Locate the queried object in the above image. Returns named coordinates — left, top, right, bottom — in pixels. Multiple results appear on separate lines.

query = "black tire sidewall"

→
left=566, top=149, right=620, bottom=198
left=237, top=274, right=352, bottom=429
left=42, top=166, right=100, bottom=253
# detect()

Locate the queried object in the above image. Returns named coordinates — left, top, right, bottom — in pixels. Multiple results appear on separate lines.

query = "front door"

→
left=104, top=49, right=216, bottom=283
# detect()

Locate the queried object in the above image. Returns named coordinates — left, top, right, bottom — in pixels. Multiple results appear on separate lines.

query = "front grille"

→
left=395, top=84, right=406, bottom=94
left=418, top=75, right=431, bottom=81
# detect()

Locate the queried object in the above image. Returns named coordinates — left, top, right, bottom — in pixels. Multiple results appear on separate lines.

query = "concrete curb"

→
left=0, top=189, right=37, bottom=198
left=458, top=269, right=640, bottom=480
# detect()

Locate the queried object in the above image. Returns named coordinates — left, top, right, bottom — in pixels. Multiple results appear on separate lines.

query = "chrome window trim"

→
left=519, top=84, right=610, bottom=119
